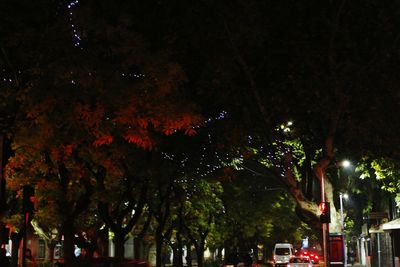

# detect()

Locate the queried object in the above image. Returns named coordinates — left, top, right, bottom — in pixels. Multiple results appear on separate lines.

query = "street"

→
left=262, top=262, right=366, bottom=267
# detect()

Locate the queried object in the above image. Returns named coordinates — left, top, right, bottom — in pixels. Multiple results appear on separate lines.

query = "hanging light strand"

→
left=66, top=0, right=83, bottom=48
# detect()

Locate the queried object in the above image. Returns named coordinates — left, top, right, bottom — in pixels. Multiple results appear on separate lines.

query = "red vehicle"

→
left=298, top=250, right=319, bottom=264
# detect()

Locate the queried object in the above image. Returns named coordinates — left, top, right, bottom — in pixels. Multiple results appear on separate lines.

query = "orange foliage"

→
left=93, top=134, right=113, bottom=147
left=184, top=128, right=197, bottom=136
left=6, top=152, right=25, bottom=170
left=26, top=99, right=55, bottom=119
left=162, top=114, right=202, bottom=136
left=50, top=148, right=60, bottom=162
left=70, top=84, right=203, bottom=151
left=113, top=100, right=137, bottom=125
left=75, top=103, right=105, bottom=130
left=101, top=158, right=123, bottom=177
left=61, top=144, right=77, bottom=159
left=124, top=131, right=154, bottom=150
left=137, top=118, right=149, bottom=129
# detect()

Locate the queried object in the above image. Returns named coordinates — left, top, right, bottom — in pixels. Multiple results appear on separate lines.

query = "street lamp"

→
left=341, top=160, right=351, bottom=168
left=340, top=192, right=349, bottom=266
left=320, top=159, right=351, bottom=267
left=320, top=171, right=327, bottom=267
left=337, top=159, right=351, bottom=266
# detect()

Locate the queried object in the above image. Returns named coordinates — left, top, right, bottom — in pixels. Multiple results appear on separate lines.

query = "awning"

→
left=382, top=218, right=400, bottom=231
left=369, top=227, right=384, bottom=234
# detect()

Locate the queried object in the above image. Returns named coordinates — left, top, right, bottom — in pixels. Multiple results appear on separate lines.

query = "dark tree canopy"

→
left=1, top=1, right=400, bottom=265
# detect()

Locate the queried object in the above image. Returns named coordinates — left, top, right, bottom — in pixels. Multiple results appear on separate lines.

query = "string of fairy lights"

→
left=1, top=1, right=82, bottom=87
left=1, top=1, right=76, bottom=86
left=161, top=111, right=231, bottom=178
left=64, top=1, right=149, bottom=83
left=66, top=0, right=83, bottom=48
left=265, top=138, right=293, bottom=178
left=121, top=73, right=146, bottom=79
left=250, top=123, right=294, bottom=178
left=161, top=114, right=294, bottom=181
left=0, top=69, right=13, bottom=85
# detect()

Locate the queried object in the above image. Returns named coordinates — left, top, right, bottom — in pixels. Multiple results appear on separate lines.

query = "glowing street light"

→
left=337, top=159, right=351, bottom=168
left=341, top=160, right=351, bottom=168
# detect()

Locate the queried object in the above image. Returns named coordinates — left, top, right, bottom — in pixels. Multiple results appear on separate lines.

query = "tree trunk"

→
left=186, top=243, right=192, bottom=267
left=217, top=246, right=223, bottom=262
left=252, top=236, right=259, bottom=263
left=153, top=184, right=172, bottom=267
left=177, top=206, right=184, bottom=267
left=196, top=240, right=205, bottom=267
left=324, top=177, right=341, bottom=233
left=0, top=134, right=5, bottom=217
left=62, top=222, right=75, bottom=266
left=97, top=227, right=109, bottom=257
left=134, top=237, right=142, bottom=259
left=46, top=241, right=56, bottom=263
left=155, top=229, right=163, bottom=267
left=171, top=243, right=178, bottom=267
left=176, top=230, right=184, bottom=267
left=113, top=231, right=126, bottom=261
left=10, top=233, right=21, bottom=267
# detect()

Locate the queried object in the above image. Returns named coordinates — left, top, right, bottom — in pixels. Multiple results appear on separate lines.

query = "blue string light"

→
left=66, top=0, right=82, bottom=49
left=161, top=111, right=231, bottom=178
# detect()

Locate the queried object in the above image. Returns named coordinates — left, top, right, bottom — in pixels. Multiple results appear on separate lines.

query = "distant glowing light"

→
left=341, top=160, right=351, bottom=168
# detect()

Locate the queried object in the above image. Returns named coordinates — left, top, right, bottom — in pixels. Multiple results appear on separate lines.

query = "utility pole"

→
left=340, top=193, right=347, bottom=267
left=321, top=173, right=328, bottom=267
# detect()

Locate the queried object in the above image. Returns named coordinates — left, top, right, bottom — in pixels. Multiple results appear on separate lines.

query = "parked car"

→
left=285, top=256, right=313, bottom=267
left=273, top=243, right=295, bottom=266
left=222, top=252, right=260, bottom=267
left=298, top=249, right=319, bottom=264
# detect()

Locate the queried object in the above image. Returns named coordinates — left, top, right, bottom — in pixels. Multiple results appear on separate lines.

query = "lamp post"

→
left=320, top=172, right=328, bottom=267
left=336, top=159, right=351, bottom=266
left=340, top=192, right=349, bottom=266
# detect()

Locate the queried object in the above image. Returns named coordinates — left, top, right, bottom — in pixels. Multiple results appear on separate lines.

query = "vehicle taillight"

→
left=273, top=255, right=276, bottom=261
left=315, top=255, right=319, bottom=259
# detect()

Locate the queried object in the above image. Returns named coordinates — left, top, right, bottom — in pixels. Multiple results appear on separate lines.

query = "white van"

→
left=273, top=243, right=294, bottom=266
